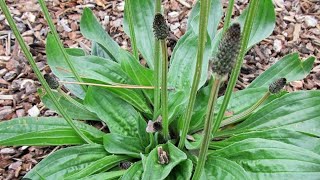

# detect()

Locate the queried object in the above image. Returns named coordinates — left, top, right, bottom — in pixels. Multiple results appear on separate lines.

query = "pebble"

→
left=304, top=16, right=317, bottom=27
left=168, top=11, right=179, bottom=22
left=16, top=109, right=26, bottom=117
left=273, top=39, right=282, bottom=52
left=28, top=105, right=40, bottom=117
left=170, top=22, right=180, bottom=31
left=0, top=106, right=13, bottom=119
left=3, top=71, right=17, bottom=81
left=0, top=148, right=15, bottom=154
left=0, top=68, right=8, bottom=77
left=117, top=2, right=125, bottom=11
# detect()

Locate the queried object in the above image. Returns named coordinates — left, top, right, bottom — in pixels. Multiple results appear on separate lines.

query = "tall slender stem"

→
left=178, top=0, right=210, bottom=149
left=220, top=92, right=270, bottom=127
left=153, top=0, right=161, bottom=119
left=0, top=1, right=93, bottom=144
left=192, top=78, right=221, bottom=179
left=161, top=40, right=169, bottom=140
left=212, top=0, right=260, bottom=135
left=38, top=0, right=87, bottom=92
left=222, top=0, right=235, bottom=35
left=125, top=0, right=139, bottom=59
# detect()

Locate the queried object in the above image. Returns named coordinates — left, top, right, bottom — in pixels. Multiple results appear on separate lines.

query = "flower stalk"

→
left=38, top=0, right=87, bottom=92
left=212, top=0, right=260, bottom=135
left=178, top=0, right=210, bottom=149
left=125, top=0, right=139, bottom=60
left=153, top=0, right=161, bottom=120
left=0, top=1, right=93, bottom=144
left=192, top=23, right=241, bottom=179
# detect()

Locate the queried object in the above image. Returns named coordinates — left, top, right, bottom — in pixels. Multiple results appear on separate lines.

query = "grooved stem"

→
left=38, top=0, right=87, bottom=92
left=192, top=78, right=221, bottom=179
left=161, top=40, right=169, bottom=140
left=0, top=0, right=93, bottom=144
left=213, top=0, right=260, bottom=135
left=178, top=0, right=210, bottom=149
left=125, top=0, right=139, bottom=60
left=220, top=92, right=270, bottom=127
left=222, top=0, right=235, bottom=35
left=153, top=0, right=162, bottom=119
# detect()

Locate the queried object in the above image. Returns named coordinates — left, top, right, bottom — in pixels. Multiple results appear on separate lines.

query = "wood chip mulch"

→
left=0, top=0, right=319, bottom=179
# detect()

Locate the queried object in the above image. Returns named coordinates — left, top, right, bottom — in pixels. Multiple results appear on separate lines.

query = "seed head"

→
left=119, top=161, right=132, bottom=170
left=153, top=13, right=169, bottom=40
left=269, top=78, right=287, bottom=94
left=44, top=74, right=59, bottom=89
left=157, top=146, right=169, bottom=165
left=211, top=23, right=241, bottom=77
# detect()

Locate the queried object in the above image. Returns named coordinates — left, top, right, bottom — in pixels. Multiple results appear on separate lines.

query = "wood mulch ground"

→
left=0, top=0, right=319, bottom=179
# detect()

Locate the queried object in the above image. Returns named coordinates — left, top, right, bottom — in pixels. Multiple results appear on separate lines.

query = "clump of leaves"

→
left=0, top=0, right=319, bottom=179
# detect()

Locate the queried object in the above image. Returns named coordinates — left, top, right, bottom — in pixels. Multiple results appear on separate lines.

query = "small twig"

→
left=177, top=0, right=191, bottom=8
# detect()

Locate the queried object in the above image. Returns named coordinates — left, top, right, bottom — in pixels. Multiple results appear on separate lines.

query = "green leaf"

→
left=201, top=156, right=251, bottom=180
left=142, top=142, right=187, bottom=180
left=0, top=117, right=103, bottom=146
left=120, top=52, right=154, bottom=103
left=248, top=53, right=315, bottom=88
left=80, top=8, right=123, bottom=62
left=79, top=170, right=126, bottom=180
left=237, top=0, right=275, bottom=49
left=66, top=48, right=86, bottom=56
left=210, top=138, right=320, bottom=179
left=166, top=159, right=193, bottom=180
left=91, top=41, right=112, bottom=59
left=212, top=0, right=275, bottom=55
left=103, top=133, right=146, bottom=158
left=123, top=0, right=155, bottom=68
left=84, top=86, right=146, bottom=137
left=187, top=0, right=223, bottom=40
left=39, top=89, right=99, bottom=121
left=24, top=144, right=109, bottom=179
left=234, top=91, right=320, bottom=137
left=189, top=87, right=269, bottom=132
left=47, top=34, right=151, bottom=113
left=210, top=128, right=320, bottom=154
left=65, top=155, right=130, bottom=179
left=121, top=161, right=143, bottom=180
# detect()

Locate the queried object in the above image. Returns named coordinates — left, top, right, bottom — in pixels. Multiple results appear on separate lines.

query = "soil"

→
left=0, top=0, right=319, bottom=179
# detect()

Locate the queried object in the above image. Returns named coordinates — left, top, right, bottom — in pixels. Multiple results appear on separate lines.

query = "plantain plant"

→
left=0, top=0, right=319, bottom=179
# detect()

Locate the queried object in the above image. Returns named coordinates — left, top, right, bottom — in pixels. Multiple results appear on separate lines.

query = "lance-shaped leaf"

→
left=201, top=156, right=251, bottom=180
left=39, top=89, right=99, bottom=121
left=47, top=35, right=151, bottom=114
left=0, top=117, right=103, bottom=146
left=210, top=138, right=320, bottom=179
left=248, top=53, right=315, bottom=88
left=166, top=159, right=193, bottom=180
left=212, top=0, right=275, bottom=55
left=80, top=8, right=123, bottom=62
left=103, top=133, right=146, bottom=158
left=79, top=170, right=126, bottom=180
left=210, top=128, right=320, bottom=154
left=123, top=0, right=155, bottom=68
left=65, top=155, right=130, bottom=179
left=142, top=142, right=187, bottom=180
left=24, top=144, right=109, bottom=179
left=84, top=86, right=147, bottom=137
left=234, top=91, right=320, bottom=137
left=121, top=161, right=144, bottom=180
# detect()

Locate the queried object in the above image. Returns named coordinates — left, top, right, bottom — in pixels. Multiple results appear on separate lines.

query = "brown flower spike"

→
left=211, top=23, right=241, bottom=77
left=153, top=13, right=169, bottom=40
left=269, top=78, right=287, bottom=94
left=44, top=74, right=59, bottom=89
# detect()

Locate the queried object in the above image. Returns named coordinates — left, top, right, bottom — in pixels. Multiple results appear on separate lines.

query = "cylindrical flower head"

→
left=211, top=23, right=241, bottom=77
left=269, top=78, right=287, bottom=94
left=153, top=13, right=169, bottom=40
left=44, top=74, right=59, bottom=89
